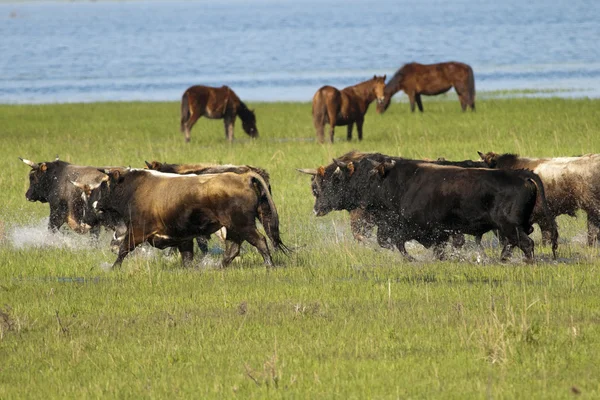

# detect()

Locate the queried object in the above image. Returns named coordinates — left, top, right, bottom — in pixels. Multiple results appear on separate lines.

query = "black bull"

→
left=301, top=154, right=558, bottom=261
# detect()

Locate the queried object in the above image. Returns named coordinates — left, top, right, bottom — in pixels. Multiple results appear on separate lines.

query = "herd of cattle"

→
left=19, top=150, right=600, bottom=267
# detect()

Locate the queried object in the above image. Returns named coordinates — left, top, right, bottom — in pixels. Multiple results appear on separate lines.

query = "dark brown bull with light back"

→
left=376, top=62, right=475, bottom=113
left=312, top=75, right=386, bottom=143
left=180, top=85, right=258, bottom=143
left=479, top=151, right=600, bottom=246
left=91, top=168, right=282, bottom=269
left=19, top=157, right=123, bottom=237
left=145, top=160, right=287, bottom=253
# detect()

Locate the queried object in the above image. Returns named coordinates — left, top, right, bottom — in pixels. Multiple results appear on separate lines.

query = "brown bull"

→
left=92, top=169, right=282, bottom=268
left=312, top=75, right=386, bottom=143
left=144, top=160, right=287, bottom=253
left=376, top=62, right=475, bottom=113
left=479, top=151, right=600, bottom=245
left=180, top=85, right=258, bottom=143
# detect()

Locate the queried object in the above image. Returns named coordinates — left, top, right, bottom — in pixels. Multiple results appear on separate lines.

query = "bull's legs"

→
left=433, top=242, right=446, bottom=260
left=451, top=233, right=465, bottom=248
left=177, top=240, right=194, bottom=267
left=586, top=211, right=600, bottom=246
left=501, top=227, right=535, bottom=263
left=222, top=241, right=241, bottom=268
left=196, top=235, right=209, bottom=255
left=347, top=123, right=353, bottom=141
left=537, top=217, right=559, bottom=259
left=395, top=239, right=416, bottom=262
left=349, top=209, right=374, bottom=243
left=112, top=231, right=138, bottom=269
left=244, top=230, right=274, bottom=267
left=48, top=210, right=64, bottom=233
left=415, top=93, right=424, bottom=112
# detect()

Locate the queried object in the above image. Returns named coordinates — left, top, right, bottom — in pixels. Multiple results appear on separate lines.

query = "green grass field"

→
left=1, top=97, right=600, bottom=398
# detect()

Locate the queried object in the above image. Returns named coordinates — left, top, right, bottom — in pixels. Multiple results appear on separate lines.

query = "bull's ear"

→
left=40, top=163, right=47, bottom=172
left=297, top=168, right=318, bottom=176
left=347, top=161, right=355, bottom=176
left=111, top=170, right=121, bottom=182
left=318, top=166, right=325, bottom=177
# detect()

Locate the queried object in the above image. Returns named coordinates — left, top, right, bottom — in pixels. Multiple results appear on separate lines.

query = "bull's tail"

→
left=180, top=91, right=190, bottom=133
left=249, top=173, right=290, bottom=254
left=467, top=65, right=476, bottom=111
left=527, top=174, right=558, bottom=259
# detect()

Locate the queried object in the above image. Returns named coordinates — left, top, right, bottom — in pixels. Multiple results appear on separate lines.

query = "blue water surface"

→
left=0, top=0, right=599, bottom=103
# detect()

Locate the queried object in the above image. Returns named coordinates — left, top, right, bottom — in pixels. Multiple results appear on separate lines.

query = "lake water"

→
left=0, top=0, right=599, bottom=104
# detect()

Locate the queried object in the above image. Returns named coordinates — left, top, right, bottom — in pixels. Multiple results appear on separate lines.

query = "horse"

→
left=180, top=85, right=258, bottom=142
left=311, top=75, right=386, bottom=143
left=376, top=62, right=475, bottom=113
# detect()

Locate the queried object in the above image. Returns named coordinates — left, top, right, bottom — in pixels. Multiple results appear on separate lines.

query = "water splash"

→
left=8, top=218, right=96, bottom=250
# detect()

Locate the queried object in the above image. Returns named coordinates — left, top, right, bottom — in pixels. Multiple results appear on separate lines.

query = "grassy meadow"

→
left=1, top=96, right=600, bottom=398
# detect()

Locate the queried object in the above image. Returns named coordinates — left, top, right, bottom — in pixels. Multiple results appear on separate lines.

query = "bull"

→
left=301, top=152, right=557, bottom=261
left=90, top=168, right=283, bottom=268
left=144, top=160, right=287, bottom=253
left=479, top=151, right=600, bottom=246
left=19, top=157, right=123, bottom=239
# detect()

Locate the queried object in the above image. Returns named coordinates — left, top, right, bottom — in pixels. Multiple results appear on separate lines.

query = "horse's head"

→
left=372, top=75, right=386, bottom=106
left=240, top=108, right=259, bottom=138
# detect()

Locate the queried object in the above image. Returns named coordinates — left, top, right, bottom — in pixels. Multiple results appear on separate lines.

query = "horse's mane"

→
left=385, top=63, right=412, bottom=94
left=237, top=100, right=255, bottom=123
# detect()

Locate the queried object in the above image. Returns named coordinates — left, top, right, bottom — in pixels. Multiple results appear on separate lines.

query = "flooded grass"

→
left=1, top=98, right=600, bottom=398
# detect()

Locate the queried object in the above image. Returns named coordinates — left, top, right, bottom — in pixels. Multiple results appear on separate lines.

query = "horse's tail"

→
left=467, top=65, right=476, bottom=111
left=180, top=90, right=190, bottom=133
left=249, top=172, right=290, bottom=254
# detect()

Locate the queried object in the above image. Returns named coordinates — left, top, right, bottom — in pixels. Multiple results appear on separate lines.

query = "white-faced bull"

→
left=480, top=151, right=600, bottom=247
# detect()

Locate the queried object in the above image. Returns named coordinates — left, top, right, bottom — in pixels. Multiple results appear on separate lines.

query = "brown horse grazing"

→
left=376, top=62, right=475, bottom=113
left=180, top=85, right=258, bottom=143
left=312, top=75, right=386, bottom=143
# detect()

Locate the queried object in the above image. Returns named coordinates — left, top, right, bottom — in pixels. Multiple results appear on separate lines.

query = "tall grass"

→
left=1, top=98, right=599, bottom=398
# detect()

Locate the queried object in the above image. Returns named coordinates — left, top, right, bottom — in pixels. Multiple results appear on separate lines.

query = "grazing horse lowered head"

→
left=180, top=85, right=258, bottom=143
left=312, top=75, right=386, bottom=143
left=376, top=62, right=475, bottom=113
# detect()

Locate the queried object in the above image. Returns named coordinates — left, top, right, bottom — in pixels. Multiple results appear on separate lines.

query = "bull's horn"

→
left=297, top=168, right=318, bottom=176
left=333, top=166, right=342, bottom=175
left=332, top=159, right=347, bottom=168
left=367, top=159, right=381, bottom=168
left=55, top=155, right=59, bottom=161
left=384, top=160, right=396, bottom=168
left=144, top=160, right=152, bottom=169
left=19, top=157, right=37, bottom=168
left=477, top=151, right=485, bottom=159
left=70, top=180, right=87, bottom=190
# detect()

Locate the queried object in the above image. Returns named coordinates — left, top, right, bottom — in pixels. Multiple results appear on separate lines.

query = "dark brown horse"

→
left=376, top=62, right=475, bottom=113
left=312, top=75, right=386, bottom=143
left=180, top=85, right=258, bottom=142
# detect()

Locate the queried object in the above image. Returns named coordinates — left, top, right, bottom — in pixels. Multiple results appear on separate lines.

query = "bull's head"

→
left=70, top=175, right=109, bottom=203
left=298, top=159, right=356, bottom=216
left=144, top=160, right=162, bottom=170
left=19, top=157, right=50, bottom=203
left=478, top=151, right=498, bottom=168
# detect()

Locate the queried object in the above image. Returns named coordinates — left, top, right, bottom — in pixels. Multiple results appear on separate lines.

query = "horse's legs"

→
left=415, top=93, right=424, bottom=112
left=356, top=118, right=364, bottom=141
left=184, top=113, right=201, bottom=143
left=407, top=92, right=416, bottom=113
left=326, top=105, right=337, bottom=143
left=454, top=85, right=469, bottom=111
left=346, top=123, right=353, bottom=141
left=223, top=116, right=235, bottom=141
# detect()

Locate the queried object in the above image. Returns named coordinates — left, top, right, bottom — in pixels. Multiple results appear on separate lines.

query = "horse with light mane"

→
left=312, top=75, right=386, bottom=143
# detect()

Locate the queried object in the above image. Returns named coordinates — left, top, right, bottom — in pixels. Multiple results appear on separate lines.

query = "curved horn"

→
left=55, top=155, right=59, bottom=161
left=297, top=168, right=318, bottom=176
left=333, top=159, right=347, bottom=168
left=144, top=160, right=152, bottom=169
left=19, top=157, right=37, bottom=168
